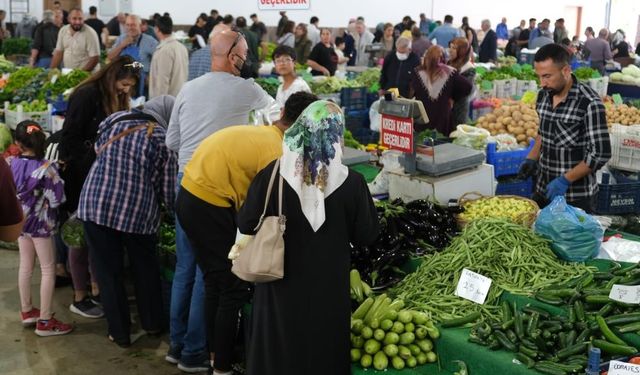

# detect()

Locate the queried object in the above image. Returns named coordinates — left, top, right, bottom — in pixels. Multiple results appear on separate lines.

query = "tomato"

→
left=629, top=356, right=640, bottom=365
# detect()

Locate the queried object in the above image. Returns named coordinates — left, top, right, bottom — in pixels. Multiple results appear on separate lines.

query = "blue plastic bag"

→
left=534, top=196, right=603, bottom=262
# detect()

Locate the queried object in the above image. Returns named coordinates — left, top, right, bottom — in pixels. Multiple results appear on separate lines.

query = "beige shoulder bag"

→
left=231, top=160, right=286, bottom=283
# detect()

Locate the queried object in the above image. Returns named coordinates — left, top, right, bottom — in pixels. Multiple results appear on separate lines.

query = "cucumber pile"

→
left=351, top=295, right=440, bottom=371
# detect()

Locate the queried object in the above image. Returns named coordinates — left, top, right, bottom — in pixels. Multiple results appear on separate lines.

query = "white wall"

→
left=1, top=0, right=633, bottom=43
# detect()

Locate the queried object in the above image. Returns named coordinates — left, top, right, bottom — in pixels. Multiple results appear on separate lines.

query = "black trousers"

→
left=83, top=221, right=163, bottom=344
left=176, top=188, right=251, bottom=372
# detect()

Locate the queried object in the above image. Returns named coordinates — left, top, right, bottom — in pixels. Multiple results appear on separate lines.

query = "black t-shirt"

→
left=308, top=43, right=338, bottom=76
left=518, top=29, right=531, bottom=48
left=614, top=42, right=630, bottom=58
left=250, top=22, right=267, bottom=41
left=188, top=25, right=207, bottom=49
left=85, top=18, right=106, bottom=48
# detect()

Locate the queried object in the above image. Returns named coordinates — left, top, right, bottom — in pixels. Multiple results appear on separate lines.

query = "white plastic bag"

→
left=369, top=98, right=382, bottom=132
left=450, top=124, right=490, bottom=150
left=488, top=134, right=520, bottom=151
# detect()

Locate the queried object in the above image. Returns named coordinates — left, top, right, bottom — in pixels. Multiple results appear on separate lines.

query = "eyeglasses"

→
left=274, top=57, right=294, bottom=65
left=124, top=61, right=144, bottom=70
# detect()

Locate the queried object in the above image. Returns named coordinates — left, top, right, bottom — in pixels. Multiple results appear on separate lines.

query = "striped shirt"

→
left=535, top=75, right=611, bottom=201
left=78, top=110, right=178, bottom=234
left=188, top=45, right=211, bottom=81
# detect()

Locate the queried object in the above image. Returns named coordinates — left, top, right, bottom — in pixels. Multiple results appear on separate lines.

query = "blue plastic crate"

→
left=495, top=178, right=533, bottom=198
left=345, top=109, right=370, bottom=132
left=595, top=172, right=640, bottom=214
left=352, top=128, right=380, bottom=145
left=486, top=140, right=535, bottom=178
left=570, top=60, right=591, bottom=70
left=340, top=87, right=368, bottom=112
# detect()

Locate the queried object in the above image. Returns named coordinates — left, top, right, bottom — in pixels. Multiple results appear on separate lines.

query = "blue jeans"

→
left=35, top=57, right=52, bottom=68
left=169, top=173, right=207, bottom=362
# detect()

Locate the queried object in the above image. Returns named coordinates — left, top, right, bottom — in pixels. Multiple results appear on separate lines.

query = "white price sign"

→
left=608, top=360, right=640, bottom=375
left=609, top=284, right=640, bottom=304
left=455, top=268, right=493, bottom=304
left=257, top=0, right=311, bottom=10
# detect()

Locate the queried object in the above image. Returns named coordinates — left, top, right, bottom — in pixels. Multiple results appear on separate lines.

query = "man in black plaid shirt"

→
left=518, top=44, right=611, bottom=211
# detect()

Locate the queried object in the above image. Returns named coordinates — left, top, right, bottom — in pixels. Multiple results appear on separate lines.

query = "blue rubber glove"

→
left=545, top=176, right=571, bottom=200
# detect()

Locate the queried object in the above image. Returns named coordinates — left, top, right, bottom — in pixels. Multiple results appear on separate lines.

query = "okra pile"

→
left=350, top=295, right=440, bottom=371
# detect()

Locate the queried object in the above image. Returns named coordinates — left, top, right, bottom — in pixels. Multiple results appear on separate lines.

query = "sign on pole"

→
left=258, top=0, right=311, bottom=10
left=380, top=114, right=414, bottom=153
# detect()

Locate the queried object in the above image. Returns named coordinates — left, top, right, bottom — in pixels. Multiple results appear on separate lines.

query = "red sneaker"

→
left=21, top=308, right=40, bottom=326
left=35, top=316, right=73, bottom=337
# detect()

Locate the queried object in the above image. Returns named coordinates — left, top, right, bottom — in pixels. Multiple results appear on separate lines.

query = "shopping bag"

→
left=534, top=196, right=604, bottom=262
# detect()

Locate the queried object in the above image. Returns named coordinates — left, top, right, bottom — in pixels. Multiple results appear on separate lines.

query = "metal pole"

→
left=605, top=0, right=612, bottom=29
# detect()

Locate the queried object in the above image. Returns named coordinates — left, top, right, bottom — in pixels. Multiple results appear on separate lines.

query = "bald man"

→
left=165, top=28, right=273, bottom=373
left=188, top=23, right=230, bottom=81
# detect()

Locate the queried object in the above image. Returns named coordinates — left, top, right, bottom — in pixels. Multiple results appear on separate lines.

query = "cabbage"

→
left=610, top=72, right=624, bottom=81
left=0, top=122, right=12, bottom=153
left=622, top=65, right=640, bottom=78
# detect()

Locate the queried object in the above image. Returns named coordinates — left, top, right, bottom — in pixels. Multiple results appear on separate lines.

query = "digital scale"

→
left=378, top=98, right=485, bottom=176
left=377, top=97, right=495, bottom=202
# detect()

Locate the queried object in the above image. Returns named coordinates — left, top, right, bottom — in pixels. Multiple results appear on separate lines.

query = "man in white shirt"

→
left=354, top=20, right=374, bottom=66
left=50, top=8, right=100, bottom=72
left=307, top=16, right=320, bottom=47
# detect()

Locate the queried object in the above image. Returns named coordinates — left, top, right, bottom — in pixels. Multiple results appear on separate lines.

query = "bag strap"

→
left=96, top=122, right=156, bottom=156
left=253, top=159, right=280, bottom=231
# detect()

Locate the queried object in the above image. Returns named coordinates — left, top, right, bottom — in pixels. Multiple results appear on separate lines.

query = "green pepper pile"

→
left=468, top=262, right=640, bottom=374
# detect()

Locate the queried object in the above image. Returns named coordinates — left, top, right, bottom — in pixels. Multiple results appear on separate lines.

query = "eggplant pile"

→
left=351, top=199, right=459, bottom=289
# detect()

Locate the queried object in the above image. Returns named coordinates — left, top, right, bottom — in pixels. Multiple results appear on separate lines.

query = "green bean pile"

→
left=391, top=218, right=595, bottom=322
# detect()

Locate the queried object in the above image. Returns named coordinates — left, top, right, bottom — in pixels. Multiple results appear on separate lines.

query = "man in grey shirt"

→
left=584, top=28, right=613, bottom=75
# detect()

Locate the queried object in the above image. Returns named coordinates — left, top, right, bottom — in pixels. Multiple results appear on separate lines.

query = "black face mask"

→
left=233, top=54, right=245, bottom=74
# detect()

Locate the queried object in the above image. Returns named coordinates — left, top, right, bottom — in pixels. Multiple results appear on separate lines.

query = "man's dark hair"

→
left=163, top=12, right=170, bottom=17
left=153, top=13, right=161, bottom=20
left=310, top=16, right=319, bottom=24
left=403, top=16, right=411, bottom=23
left=223, top=14, right=234, bottom=25
left=542, top=18, right=550, bottom=23
left=236, top=16, right=247, bottom=28
left=250, top=13, right=257, bottom=19
left=335, top=36, right=344, bottom=46
left=586, top=26, right=594, bottom=34
left=444, top=15, right=453, bottom=24
left=357, top=16, right=364, bottom=22
left=529, top=18, right=536, bottom=23
left=282, top=92, right=319, bottom=125
left=89, top=6, right=97, bottom=15
left=556, top=18, right=565, bottom=23
left=534, top=43, right=571, bottom=66
left=198, top=14, right=208, bottom=23
left=156, top=16, right=173, bottom=35
left=272, top=45, right=296, bottom=61
left=211, top=9, right=218, bottom=15
left=53, top=0, right=61, bottom=5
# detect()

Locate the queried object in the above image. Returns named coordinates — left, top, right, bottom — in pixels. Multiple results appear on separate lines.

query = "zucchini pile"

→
left=468, top=262, right=640, bottom=374
left=350, top=295, right=440, bottom=371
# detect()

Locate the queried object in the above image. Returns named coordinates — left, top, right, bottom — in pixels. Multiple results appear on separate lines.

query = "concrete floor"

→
left=0, top=248, right=198, bottom=375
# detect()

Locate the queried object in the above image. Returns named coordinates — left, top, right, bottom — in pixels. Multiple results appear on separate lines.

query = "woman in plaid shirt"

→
left=518, top=44, right=611, bottom=211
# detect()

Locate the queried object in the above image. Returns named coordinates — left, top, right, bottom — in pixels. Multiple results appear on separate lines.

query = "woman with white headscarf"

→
left=238, top=100, right=379, bottom=375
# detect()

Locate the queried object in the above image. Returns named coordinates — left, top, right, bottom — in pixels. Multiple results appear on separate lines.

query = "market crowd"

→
left=0, top=4, right=621, bottom=375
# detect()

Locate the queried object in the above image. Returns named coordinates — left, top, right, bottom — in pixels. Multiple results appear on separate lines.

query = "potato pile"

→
left=475, top=103, right=539, bottom=146
left=606, top=104, right=640, bottom=127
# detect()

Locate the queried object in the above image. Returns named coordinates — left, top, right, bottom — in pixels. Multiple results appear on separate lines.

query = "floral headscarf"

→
left=280, top=100, right=348, bottom=232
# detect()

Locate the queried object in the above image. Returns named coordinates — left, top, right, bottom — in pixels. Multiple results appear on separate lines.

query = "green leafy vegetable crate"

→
left=4, top=101, right=52, bottom=132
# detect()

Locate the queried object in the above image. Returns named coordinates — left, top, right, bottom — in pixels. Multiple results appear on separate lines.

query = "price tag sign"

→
left=608, top=360, right=640, bottom=375
left=612, top=94, right=624, bottom=105
left=455, top=268, right=493, bottom=304
left=609, top=284, right=640, bottom=304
